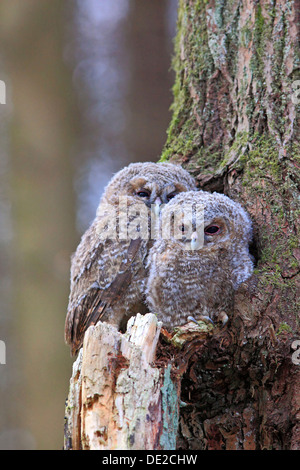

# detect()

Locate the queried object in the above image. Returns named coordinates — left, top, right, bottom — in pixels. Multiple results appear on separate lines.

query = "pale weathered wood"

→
left=64, top=312, right=213, bottom=450
left=65, top=313, right=183, bottom=450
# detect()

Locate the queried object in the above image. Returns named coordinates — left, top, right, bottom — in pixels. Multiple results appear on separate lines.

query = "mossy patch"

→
left=160, top=0, right=223, bottom=168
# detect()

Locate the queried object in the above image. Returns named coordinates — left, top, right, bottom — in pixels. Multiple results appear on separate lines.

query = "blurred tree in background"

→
left=0, top=0, right=177, bottom=449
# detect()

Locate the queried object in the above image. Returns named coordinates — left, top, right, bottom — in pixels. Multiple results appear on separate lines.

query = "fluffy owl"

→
left=146, top=191, right=253, bottom=329
left=65, top=162, right=197, bottom=355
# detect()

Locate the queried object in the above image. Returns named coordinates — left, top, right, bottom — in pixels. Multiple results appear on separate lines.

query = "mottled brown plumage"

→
left=146, top=191, right=253, bottom=329
left=65, top=162, right=197, bottom=355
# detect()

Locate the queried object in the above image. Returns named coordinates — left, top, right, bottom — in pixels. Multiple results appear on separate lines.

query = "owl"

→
left=146, top=191, right=253, bottom=329
left=65, top=162, right=197, bottom=355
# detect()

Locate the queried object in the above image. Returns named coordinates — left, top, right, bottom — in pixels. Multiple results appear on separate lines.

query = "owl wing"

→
left=65, top=235, right=143, bottom=356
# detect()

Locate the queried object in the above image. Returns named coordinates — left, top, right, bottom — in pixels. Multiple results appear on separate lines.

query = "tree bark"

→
left=65, top=0, right=300, bottom=450
left=160, top=0, right=300, bottom=450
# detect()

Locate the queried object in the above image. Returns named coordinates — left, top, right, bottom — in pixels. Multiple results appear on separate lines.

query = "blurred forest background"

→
left=0, top=0, right=178, bottom=449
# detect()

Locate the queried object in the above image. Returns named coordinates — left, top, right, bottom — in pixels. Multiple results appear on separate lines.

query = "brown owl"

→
left=146, top=191, right=253, bottom=329
left=65, top=162, right=197, bottom=355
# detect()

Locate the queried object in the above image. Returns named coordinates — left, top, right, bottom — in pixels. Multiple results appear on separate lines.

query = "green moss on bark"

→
left=160, top=0, right=221, bottom=169
left=161, top=0, right=300, bottom=451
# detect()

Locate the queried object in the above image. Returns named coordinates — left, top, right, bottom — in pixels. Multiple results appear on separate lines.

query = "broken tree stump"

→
left=64, top=312, right=212, bottom=450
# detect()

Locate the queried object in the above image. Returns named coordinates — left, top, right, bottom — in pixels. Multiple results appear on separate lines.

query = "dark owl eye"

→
left=167, top=192, right=177, bottom=201
left=179, top=224, right=186, bottom=233
left=204, top=225, right=220, bottom=235
left=136, top=190, right=150, bottom=198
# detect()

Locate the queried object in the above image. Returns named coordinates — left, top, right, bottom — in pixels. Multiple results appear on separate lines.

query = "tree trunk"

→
left=160, top=0, right=300, bottom=450
left=65, top=0, right=300, bottom=450
left=64, top=313, right=212, bottom=450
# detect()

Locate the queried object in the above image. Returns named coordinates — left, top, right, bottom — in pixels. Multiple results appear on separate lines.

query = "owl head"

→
left=158, top=190, right=253, bottom=287
left=101, top=162, right=197, bottom=210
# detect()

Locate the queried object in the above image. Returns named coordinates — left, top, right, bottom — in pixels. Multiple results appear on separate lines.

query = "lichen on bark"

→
left=160, top=0, right=300, bottom=450
left=161, top=0, right=300, bottom=167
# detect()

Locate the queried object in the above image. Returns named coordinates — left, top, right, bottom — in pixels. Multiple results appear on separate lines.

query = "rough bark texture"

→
left=64, top=314, right=173, bottom=450
left=160, top=0, right=300, bottom=450
left=65, top=0, right=300, bottom=451
left=64, top=314, right=212, bottom=450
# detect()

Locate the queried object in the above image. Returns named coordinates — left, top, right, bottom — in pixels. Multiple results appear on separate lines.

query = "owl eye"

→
left=136, top=189, right=151, bottom=198
left=179, top=224, right=186, bottom=233
left=204, top=225, right=220, bottom=235
left=167, top=192, right=177, bottom=201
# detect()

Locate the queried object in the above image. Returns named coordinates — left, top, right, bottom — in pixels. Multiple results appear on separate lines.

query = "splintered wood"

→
left=65, top=313, right=166, bottom=450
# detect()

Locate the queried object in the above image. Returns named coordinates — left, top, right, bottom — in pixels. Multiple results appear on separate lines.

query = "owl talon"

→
left=187, top=315, right=199, bottom=325
left=218, top=311, right=229, bottom=327
left=199, top=315, right=214, bottom=325
left=187, top=315, right=214, bottom=326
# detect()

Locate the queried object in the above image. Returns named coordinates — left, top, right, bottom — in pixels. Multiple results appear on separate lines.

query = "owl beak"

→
left=191, top=231, right=200, bottom=251
left=154, top=197, right=162, bottom=216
